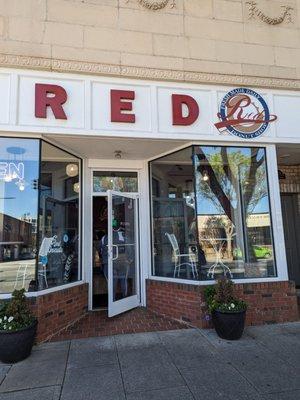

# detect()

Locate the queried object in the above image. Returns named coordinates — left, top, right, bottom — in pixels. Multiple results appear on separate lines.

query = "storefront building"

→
left=0, top=1, right=299, bottom=341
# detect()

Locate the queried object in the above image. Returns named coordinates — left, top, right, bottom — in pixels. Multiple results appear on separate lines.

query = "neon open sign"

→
left=0, top=162, right=25, bottom=182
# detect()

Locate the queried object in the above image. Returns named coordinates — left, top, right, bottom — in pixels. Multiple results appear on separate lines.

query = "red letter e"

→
left=111, top=90, right=135, bottom=123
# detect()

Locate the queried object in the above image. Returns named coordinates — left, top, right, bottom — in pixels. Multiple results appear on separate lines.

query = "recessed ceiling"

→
left=43, top=136, right=300, bottom=165
left=44, top=135, right=189, bottom=160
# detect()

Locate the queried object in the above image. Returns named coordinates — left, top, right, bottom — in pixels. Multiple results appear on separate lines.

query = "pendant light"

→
left=73, top=182, right=80, bottom=194
left=16, top=179, right=26, bottom=191
left=66, top=163, right=79, bottom=177
left=202, top=170, right=209, bottom=182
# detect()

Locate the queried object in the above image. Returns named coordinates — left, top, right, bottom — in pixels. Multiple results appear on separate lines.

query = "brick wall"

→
left=26, top=279, right=298, bottom=342
left=29, top=283, right=88, bottom=342
left=146, top=279, right=299, bottom=328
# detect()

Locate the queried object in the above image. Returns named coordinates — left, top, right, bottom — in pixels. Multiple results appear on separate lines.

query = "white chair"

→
left=14, top=264, right=31, bottom=289
left=38, top=236, right=54, bottom=289
left=38, top=263, right=48, bottom=289
left=165, top=233, right=198, bottom=279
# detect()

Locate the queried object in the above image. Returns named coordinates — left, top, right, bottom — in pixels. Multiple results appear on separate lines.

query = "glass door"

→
left=107, top=190, right=140, bottom=317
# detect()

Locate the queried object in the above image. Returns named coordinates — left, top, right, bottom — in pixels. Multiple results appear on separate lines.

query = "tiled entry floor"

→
left=52, top=307, right=188, bottom=342
left=0, top=323, right=300, bottom=400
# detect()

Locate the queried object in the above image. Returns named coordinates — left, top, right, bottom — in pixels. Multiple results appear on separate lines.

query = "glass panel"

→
left=194, top=146, right=276, bottom=280
left=0, top=138, right=39, bottom=293
left=150, top=147, right=199, bottom=280
left=93, top=171, right=138, bottom=193
left=93, top=196, right=108, bottom=308
left=38, top=142, right=81, bottom=290
left=112, top=195, right=136, bottom=301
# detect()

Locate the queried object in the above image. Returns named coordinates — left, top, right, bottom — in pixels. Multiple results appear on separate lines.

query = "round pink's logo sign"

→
left=215, top=88, right=277, bottom=139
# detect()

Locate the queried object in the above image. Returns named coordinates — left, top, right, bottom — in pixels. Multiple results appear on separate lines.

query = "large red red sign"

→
left=34, top=84, right=201, bottom=126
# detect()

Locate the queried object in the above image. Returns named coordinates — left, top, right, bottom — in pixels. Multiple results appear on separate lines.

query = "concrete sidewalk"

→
left=0, top=322, right=299, bottom=400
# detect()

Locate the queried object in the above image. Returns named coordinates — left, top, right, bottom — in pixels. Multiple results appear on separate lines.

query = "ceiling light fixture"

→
left=73, top=182, right=80, bottom=194
left=66, top=163, right=79, bottom=177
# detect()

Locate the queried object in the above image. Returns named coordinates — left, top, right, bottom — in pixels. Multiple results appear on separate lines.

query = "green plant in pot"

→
left=204, top=277, right=247, bottom=340
left=0, top=289, right=37, bottom=363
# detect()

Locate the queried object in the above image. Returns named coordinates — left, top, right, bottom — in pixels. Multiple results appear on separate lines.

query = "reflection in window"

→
left=194, top=146, right=276, bottom=279
left=150, top=145, right=276, bottom=281
left=111, top=195, right=137, bottom=301
left=0, top=138, right=39, bottom=293
left=38, top=142, right=81, bottom=290
left=151, top=147, right=199, bottom=280
left=93, top=171, right=138, bottom=193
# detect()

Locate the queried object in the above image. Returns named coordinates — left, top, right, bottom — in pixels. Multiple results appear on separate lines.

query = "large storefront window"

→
left=150, top=145, right=276, bottom=281
left=0, top=138, right=39, bottom=293
left=150, top=147, right=197, bottom=279
left=38, top=142, right=81, bottom=290
left=0, top=138, right=81, bottom=294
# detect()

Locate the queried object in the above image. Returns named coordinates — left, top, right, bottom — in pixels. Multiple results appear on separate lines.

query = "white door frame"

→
left=107, top=190, right=140, bottom=317
left=84, top=160, right=149, bottom=312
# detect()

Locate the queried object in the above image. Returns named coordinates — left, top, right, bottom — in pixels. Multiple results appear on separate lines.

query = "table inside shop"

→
left=199, top=238, right=233, bottom=279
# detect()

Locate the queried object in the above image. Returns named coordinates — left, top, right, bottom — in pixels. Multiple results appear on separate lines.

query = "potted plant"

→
left=0, top=289, right=37, bottom=363
left=204, top=277, right=247, bottom=340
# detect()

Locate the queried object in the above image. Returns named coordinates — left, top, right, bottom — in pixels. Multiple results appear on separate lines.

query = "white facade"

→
left=0, top=68, right=299, bottom=143
left=0, top=67, right=298, bottom=310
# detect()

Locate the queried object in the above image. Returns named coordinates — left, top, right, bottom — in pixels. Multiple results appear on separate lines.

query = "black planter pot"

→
left=0, top=320, right=37, bottom=364
left=212, top=310, right=246, bottom=340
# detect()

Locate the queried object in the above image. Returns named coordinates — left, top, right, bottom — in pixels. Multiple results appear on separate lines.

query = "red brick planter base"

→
left=29, top=283, right=88, bottom=342
left=146, top=279, right=299, bottom=328
left=28, top=280, right=298, bottom=343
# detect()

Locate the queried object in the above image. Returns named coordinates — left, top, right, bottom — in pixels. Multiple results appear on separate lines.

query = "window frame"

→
left=0, top=136, right=83, bottom=296
left=0, top=136, right=40, bottom=294
left=39, top=139, right=83, bottom=286
left=149, top=143, right=279, bottom=284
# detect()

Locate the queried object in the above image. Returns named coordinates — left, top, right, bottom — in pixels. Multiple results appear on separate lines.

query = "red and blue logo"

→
left=215, top=88, right=277, bottom=139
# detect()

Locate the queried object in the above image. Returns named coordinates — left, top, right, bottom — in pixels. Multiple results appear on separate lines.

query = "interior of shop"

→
left=38, top=142, right=80, bottom=291
left=92, top=196, right=108, bottom=308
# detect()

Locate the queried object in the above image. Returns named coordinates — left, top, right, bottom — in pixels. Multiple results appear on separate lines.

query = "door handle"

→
left=112, top=244, right=119, bottom=261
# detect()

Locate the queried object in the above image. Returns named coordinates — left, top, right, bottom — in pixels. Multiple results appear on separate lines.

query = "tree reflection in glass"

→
left=194, top=146, right=276, bottom=279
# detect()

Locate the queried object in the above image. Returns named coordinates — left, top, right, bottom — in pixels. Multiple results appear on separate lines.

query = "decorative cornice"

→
left=126, top=0, right=176, bottom=11
left=0, top=53, right=52, bottom=70
left=0, top=53, right=299, bottom=90
left=246, top=1, right=294, bottom=25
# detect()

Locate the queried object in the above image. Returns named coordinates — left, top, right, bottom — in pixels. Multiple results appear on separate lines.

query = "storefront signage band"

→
left=34, top=84, right=276, bottom=139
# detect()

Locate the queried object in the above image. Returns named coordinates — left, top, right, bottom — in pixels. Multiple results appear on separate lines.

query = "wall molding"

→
left=246, top=1, right=294, bottom=25
left=0, top=53, right=299, bottom=90
left=137, top=0, right=175, bottom=10
left=124, top=0, right=176, bottom=11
